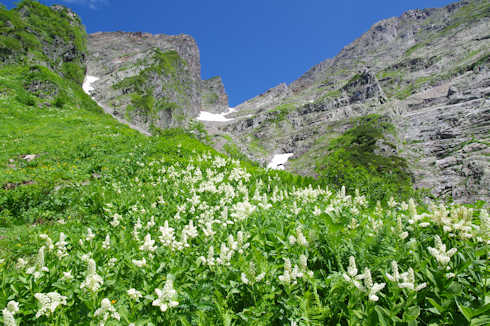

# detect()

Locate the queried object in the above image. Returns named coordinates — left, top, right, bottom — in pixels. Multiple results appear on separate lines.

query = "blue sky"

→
left=4, top=0, right=455, bottom=106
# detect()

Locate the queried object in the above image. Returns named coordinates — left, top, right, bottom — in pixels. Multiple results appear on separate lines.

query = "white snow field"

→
left=82, top=75, right=99, bottom=94
left=267, top=153, right=294, bottom=170
left=197, top=107, right=236, bottom=122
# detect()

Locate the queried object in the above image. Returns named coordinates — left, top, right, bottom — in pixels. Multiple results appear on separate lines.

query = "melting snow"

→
left=267, top=153, right=294, bottom=170
left=197, top=107, right=236, bottom=122
left=82, top=75, right=100, bottom=95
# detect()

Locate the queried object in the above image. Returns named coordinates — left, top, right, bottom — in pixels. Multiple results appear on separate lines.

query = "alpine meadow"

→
left=0, top=1, right=488, bottom=325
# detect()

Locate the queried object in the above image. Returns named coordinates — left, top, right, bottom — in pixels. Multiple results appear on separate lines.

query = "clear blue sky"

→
left=4, top=0, right=456, bottom=106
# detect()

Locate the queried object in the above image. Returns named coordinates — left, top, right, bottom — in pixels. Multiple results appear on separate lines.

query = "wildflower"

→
left=34, top=292, right=67, bottom=318
left=86, top=228, right=95, bottom=242
left=132, top=257, right=147, bottom=268
left=147, top=216, right=156, bottom=229
left=386, top=261, right=426, bottom=291
left=80, top=258, right=103, bottom=292
left=102, top=234, right=111, bottom=250
left=110, top=213, right=121, bottom=227
left=159, top=221, right=175, bottom=247
left=255, top=272, right=266, bottom=282
left=39, top=234, right=54, bottom=251
left=108, top=258, right=117, bottom=267
left=348, top=218, right=359, bottom=230
left=387, top=196, right=397, bottom=208
left=62, top=271, right=73, bottom=281
left=241, top=273, right=249, bottom=284
left=428, top=235, right=457, bottom=265
left=94, top=298, right=120, bottom=323
left=2, top=301, right=19, bottom=326
left=400, top=201, right=408, bottom=210
left=140, top=234, right=157, bottom=252
left=182, top=220, right=198, bottom=239
left=231, top=201, right=256, bottom=221
left=55, top=232, right=69, bottom=258
left=16, top=258, right=27, bottom=269
left=343, top=258, right=385, bottom=301
left=26, top=246, right=49, bottom=279
left=127, top=288, right=143, bottom=301
left=152, top=275, right=179, bottom=312
left=278, top=258, right=292, bottom=284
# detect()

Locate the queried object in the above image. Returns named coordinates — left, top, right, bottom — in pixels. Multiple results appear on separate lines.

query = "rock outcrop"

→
left=201, top=76, right=229, bottom=113
left=201, top=0, right=489, bottom=203
left=86, top=32, right=204, bottom=131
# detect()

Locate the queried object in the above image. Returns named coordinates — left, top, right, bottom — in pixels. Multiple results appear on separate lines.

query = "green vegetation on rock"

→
left=0, top=1, right=87, bottom=84
left=316, top=114, right=415, bottom=202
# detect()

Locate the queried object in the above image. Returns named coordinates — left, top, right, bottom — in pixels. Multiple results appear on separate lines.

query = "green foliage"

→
left=316, top=114, right=415, bottom=202
left=267, top=103, right=295, bottom=123
left=0, top=1, right=87, bottom=84
left=61, top=62, right=85, bottom=85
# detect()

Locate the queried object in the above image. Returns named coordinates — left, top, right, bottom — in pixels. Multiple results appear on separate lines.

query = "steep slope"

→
left=205, top=0, right=490, bottom=203
left=86, top=31, right=229, bottom=133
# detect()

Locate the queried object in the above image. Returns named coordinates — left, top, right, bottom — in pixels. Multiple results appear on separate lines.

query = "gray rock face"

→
left=201, top=0, right=489, bottom=203
left=201, top=76, right=229, bottom=113
left=87, top=32, right=210, bottom=131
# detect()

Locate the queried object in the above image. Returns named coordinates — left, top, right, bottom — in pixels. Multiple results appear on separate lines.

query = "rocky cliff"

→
left=0, top=1, right=87, bottom=85
left=202, top=0, right=489, bottom=203
left=86, top=32, right=228, bottom=132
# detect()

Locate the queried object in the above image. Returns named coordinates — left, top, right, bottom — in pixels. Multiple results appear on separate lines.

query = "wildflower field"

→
left=0, top=67, right=489, bottom=325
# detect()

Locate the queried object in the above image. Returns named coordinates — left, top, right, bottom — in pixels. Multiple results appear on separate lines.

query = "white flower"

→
left=241, top=273, right=249, bottom=284
left=108, top=258, right=118, bottom=267
left=26, top=246, right=49, bottom=279
left=5, top=301, right=19, bottom=315
left=127, top=288, right=143, bottom=301
left=94, top=298, right=120, bottom=323
left=152, top=276, right=179, bottom=312
left=347, top=256, right=357, bottom=277
left=231, top=201, right=256, bottom=221
left=428, top=235, right=457, bottom=265
left=62, top=271, right=73, bottom=281
left=295, top=227, right=308, bottom=247
left=39, top=234, right=54, bottom=251
left=16, top=258, right=27, bottom=269
left=2, top=301, right=19, bottom=326
left=182, top=220, right=198, bottom=239
left=159, top=221, right=175, bottom=247
left=386, top=261, right=426, bottom=292
left=102, top=234, right=111, bottom=250
left=110, top=213, right=121, bottom=227
left=34, top=292, right=67, bottom=318
left=132, top=257, right=147, bottom=268
left=86, top=228, right=95, bottom=242
left=55, top=232, right=69, bottom=258
left=400, top=232, right=409, bottom=240
left=80, top=259, right=103, bottom=292
left=140, top=234, right=157, bottom=252
left=255, top=272, right=266, bottom=282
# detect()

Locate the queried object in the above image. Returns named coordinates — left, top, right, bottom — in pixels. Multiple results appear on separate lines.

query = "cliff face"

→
left=0, top=1, right=87, bottom=84
left=202, top=0, right=489, bottom=203
left=201, top=76, right=229, bottom=113
left=86, top=32, right=205, bottom=131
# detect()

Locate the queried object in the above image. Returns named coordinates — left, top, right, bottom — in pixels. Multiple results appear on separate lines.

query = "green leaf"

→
left=457, top=300, right=474, bottom=321
left=470, top=316, right=490, bottom=326
left=427, top=298, right=443, bottom=315
left=375, top=305, right=389, bottom=326
left=403, top=306, right=421, bottom=321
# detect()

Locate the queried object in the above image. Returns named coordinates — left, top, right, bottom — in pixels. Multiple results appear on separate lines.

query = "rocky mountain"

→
left=0, top=1, right=87, bottom=84
left=86, top=31, right=228, bottom=132
left=202, top=0, right=489, bottom=203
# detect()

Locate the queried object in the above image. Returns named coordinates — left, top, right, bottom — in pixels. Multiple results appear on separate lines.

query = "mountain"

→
left=203, top=0, right=489, bottom=203
left=0, top=1, right=488, bottom=325
left=86, top=31, right=228, bottom=132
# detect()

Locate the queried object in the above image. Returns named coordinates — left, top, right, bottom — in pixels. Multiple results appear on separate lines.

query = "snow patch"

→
left=197, top=107, right=236, bottom=122
left=82, top=75, right=99, bottom=95
left=267, top=153, right=294, bottom=170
